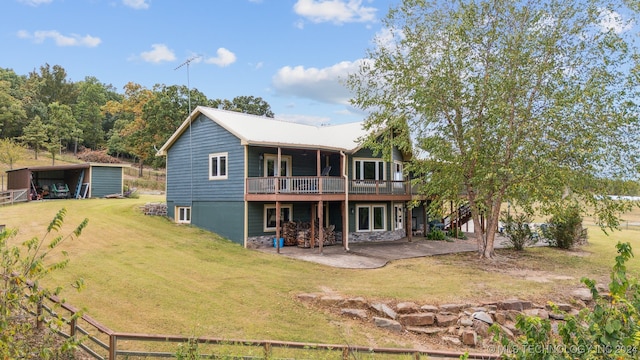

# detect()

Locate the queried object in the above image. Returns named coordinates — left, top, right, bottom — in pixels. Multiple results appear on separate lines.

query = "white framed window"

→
left=209, top=152, right=228, bottom=180
left=263, top=154, right=292, bottom=177
left=264, top=204, right=293, bottom=232
left=353, top=158, right=385, bottom=181
left=356, top=204, right=386, bottom=232
left=176, top=206, right=191, bottom=224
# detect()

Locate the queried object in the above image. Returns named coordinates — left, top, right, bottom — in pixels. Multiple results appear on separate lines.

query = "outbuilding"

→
left=6, top=163, right=124, bottom=200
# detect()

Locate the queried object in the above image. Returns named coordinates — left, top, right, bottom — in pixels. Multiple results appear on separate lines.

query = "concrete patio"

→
left=256, top=234, right=513, bottom=269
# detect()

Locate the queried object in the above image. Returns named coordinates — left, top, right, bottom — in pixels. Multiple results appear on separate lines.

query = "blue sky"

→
left=2, top=0, right=399, bottom=125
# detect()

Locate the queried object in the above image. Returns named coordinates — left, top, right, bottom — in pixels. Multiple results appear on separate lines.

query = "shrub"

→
left=0, top=209, right=88, bottom=359
left=493, top=242, right=640, bottom=359
left=543, top=205, right=588, bottom=249
left=500, top=212, right=538, bottom=250
left=426, top=227, right=447, bottom=240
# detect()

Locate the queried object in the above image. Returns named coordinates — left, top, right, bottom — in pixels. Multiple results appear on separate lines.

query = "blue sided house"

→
left=157, top=106, right=426, bottom=250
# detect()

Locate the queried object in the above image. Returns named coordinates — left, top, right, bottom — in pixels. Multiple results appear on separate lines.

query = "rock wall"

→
left=143, top=202, right=167, bottom=216
left=297, top=288, right=595, bottom=352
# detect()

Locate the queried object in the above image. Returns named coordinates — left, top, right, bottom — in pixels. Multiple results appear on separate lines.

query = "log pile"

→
left=296, top=223, right=336, bottom=248
left=282, top=221, right=299, bottom=246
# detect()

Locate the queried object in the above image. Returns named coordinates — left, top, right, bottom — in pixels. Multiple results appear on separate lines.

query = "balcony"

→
left=245, top=177, right=412, bottom=201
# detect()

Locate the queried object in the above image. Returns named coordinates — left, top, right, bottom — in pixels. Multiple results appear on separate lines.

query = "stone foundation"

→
left=248, top=229, right=405, bottom=248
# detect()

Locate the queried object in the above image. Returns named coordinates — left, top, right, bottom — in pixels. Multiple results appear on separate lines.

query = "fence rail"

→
left=0, top=188, right=29, bottom=206
left=29, top=291, right=498, bottom=360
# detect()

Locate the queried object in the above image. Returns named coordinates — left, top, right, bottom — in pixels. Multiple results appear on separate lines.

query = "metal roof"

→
left=157, top=106, right=370, bottom=155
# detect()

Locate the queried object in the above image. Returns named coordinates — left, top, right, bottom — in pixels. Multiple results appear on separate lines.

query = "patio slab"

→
left=256, top=235, right=513, bottom=269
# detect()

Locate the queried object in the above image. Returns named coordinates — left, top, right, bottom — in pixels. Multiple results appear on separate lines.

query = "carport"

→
left=6, top=163, right=124, bottom=200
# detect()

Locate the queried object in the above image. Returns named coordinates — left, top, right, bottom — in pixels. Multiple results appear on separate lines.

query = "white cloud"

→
left=598, top=8, right=634, bottom=34
left=272, top=60, right=362, bottom=105
left=293, top=0, right=376, bottom=25
left=140, top=44, right=176, bottom=63
left=123, top=0, right=150, bottom=10
left=17, top=30, right=101, bottom=47
left=204, top=48, right=237, bottom=67
left=18, top=0, right=52, bottom=6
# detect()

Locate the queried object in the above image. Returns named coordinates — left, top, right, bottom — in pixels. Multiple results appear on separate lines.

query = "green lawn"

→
left=1, top=196, right=639, bottom=350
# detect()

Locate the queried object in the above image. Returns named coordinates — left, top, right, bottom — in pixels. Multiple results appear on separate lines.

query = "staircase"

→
left=443, top=203, right=471, bottom=230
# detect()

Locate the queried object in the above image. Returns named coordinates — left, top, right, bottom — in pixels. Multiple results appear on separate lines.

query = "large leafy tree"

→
left=0, top=69, right=27, bottom=138
left=74, top=76, right=115, bottom=150
left=47, top=102, right=79, bottom=153
left=102, top=82, right=155, bottom=175
left=348, top=0, right=640, bottom=258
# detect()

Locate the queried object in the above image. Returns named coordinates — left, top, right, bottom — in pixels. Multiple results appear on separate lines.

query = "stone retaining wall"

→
left=297, top=287, right=596, bottom=351
left=142, top=202, right=167, bottom=216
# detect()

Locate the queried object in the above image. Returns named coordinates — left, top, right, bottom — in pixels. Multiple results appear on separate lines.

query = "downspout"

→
left=341, top=151, right=350, bottom=251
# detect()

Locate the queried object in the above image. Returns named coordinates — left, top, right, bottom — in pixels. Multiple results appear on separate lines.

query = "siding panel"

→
left=90, top=166, right=123, bottom=197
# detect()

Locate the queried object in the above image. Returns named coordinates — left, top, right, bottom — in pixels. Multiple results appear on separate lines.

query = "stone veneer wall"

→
left=248, top=229, right=405, bottom=248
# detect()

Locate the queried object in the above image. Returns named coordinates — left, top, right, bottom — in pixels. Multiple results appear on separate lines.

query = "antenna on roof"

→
left=174, top=55, right=201, bottom=113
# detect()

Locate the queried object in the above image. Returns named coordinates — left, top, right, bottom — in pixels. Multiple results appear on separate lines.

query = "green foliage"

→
left=348, top=0, right=640, bottom=258
left=493, top=242, right=640, bottom=359
left=500, top=212, right=538, bottom=251
left=543, top=204, right=588, bottom=249
left=0, top=208, right=88, bottom=359
left=426, top=227, right=447, bottom=240
left=19, top=115, right=48, bottom=160
left=175, top=338, right=202, bottom=360
left=0, top=138, right=25, bottom=169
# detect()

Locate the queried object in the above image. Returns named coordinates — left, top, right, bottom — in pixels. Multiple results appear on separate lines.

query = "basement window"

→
left=176, top=206, right=191, bottom=224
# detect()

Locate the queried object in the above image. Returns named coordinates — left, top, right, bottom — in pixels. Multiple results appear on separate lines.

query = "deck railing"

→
left=246, top=177, right=410, bottom=196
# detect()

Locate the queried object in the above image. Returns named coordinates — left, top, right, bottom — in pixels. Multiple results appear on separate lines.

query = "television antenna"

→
left=174, top=55, right=201, bottom=113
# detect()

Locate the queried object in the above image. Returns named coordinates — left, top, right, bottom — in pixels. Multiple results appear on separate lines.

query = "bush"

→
left=543, top=205, right=588, bottom=249
left=0, top=209, right=88, bottom=359
left=500, top=212, right=538, bottom=250
left=493, top=242, right=640, bottom=359
left=426, top=227, right=447, bottom=240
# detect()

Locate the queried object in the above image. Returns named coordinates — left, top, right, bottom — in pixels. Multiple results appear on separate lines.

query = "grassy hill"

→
left=1, top=194, right=639, bottom=351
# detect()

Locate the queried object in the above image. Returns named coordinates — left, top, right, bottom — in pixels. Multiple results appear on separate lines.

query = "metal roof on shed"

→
left=157, top=106, right=370, bottom=156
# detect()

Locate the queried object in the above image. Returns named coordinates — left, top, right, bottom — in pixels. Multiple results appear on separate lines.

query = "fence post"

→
left=109, top=334, right=117, bottom=360
left=36, top=301, right=43, bottom=330
left=263, top=342, right=271, bottom=359
left=342, top=347, right=349, bottom=360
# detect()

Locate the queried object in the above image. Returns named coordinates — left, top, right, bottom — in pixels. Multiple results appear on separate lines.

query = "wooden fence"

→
left=31, top=292, right=499, bottom=360
left=0, top=188, right=29, bottom=206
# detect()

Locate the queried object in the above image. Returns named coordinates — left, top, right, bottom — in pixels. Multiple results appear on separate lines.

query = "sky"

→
left=2, top=0, right=401, bottom=126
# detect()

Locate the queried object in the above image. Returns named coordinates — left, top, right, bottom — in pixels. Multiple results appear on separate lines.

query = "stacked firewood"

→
left=296, top=222, right=336, bottom=248
left=282, top=221, right=299, bottom=246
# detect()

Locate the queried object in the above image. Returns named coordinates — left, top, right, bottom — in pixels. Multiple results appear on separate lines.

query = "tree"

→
left=0, top=138, right=25, bottom=169
left=0, top=79, right=27, bottom=138
left=47, top=102, right=78, bottom=152
left=101, top=82, right=154, bottom=175
left=74, top=76, right=112, bottom=150
left=219, top=95, right=274, bottom=117
left=19, top=115, right=48, bottom=160
left=348, top=0, right=640, bottom=258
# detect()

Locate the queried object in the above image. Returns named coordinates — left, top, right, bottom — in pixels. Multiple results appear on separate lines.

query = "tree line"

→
left=0, top=63, right=274, bottom=171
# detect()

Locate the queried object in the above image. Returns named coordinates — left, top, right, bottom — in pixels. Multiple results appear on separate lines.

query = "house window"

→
left=264, top=204, right=292, bottom=232
left=209, top=152, right=228, bottom=180
left=356, top=204, right=386, bottom=232
left=354, top=159, right=385, bottom=181
left=176, top=206, right=191, bottom=224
